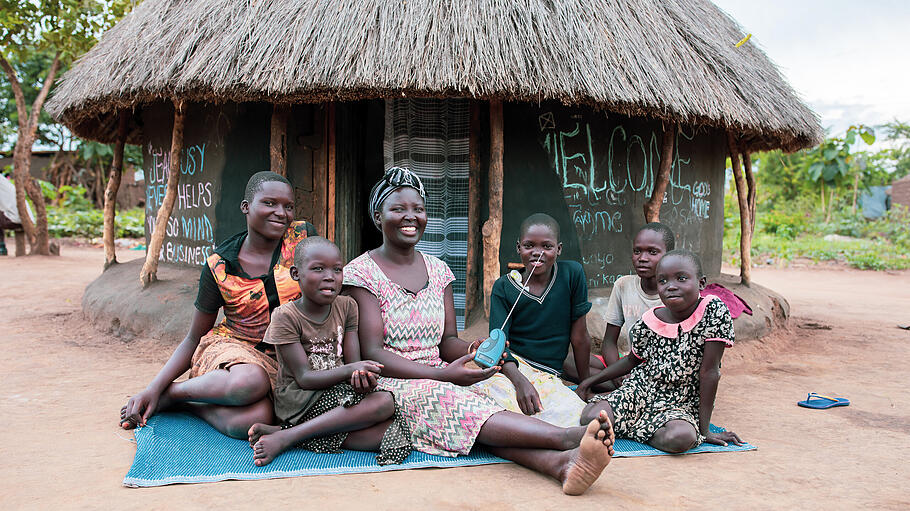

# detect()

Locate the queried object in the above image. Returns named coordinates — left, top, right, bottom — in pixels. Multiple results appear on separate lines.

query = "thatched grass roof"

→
left=47, top=0, right=822, bottom=151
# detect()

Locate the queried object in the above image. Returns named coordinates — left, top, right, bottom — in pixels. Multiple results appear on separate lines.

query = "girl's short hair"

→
left=519, top=213, right=560, bottom=241
left=637, top=222, right=675, bottom=251
left=244, top=171, right=291, bottom=202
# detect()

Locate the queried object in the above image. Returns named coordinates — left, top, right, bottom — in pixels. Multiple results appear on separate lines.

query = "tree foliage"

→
left=0, top=0, right=134, bottom=254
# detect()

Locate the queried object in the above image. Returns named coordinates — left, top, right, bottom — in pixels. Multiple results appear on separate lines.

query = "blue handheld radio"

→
left=473, top=328, right=507, bottom=369
left=473, top=255, right=544, bottom=369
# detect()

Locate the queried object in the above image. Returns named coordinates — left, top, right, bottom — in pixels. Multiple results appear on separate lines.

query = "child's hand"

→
left=703, top=430, right=743, bottom=447
left=513, top=378, right=542, bottom=415
left=350, top=369, right=379, bottom=393
left=120, top=388, right=160, bottom=429
left=347, top=360, right=383, bottom=393
left=347, top=360, right=383, bottom=377
left=574, top=383, right=594, bottom=401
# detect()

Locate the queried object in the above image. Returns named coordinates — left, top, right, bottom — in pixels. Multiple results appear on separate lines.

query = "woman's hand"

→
left=513, top=377, right=542, bottom=415
left=703, top=430, right=743, bottom=447
left=442, top=353, right=499, bottom=386
left=120, top=388, right=161, bottom=428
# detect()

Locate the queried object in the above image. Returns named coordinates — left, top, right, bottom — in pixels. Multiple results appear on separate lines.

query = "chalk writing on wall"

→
left=144, top=143, right=216, bottom=266
left=537, top=111, right=715, bottom=282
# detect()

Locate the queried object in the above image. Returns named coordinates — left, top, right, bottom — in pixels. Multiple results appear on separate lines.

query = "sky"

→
left=712, top=0, right=910, bottom=144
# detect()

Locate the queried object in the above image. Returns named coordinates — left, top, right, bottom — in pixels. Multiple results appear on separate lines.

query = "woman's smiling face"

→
left=242, top=180, right=295, bottom=240
left=374, top=187, right=427, bottom=247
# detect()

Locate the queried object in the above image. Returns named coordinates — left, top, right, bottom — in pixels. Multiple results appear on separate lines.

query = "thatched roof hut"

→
left=51, top=0, right=822, bottom=327
left=48, top=0, right=821, bottom=151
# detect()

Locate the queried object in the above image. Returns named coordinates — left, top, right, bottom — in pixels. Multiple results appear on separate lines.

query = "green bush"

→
left=758, top=210, right=808, bottom=240
left=723, top=200, right=910, bottom=271
left=47, top=206, right=145, bottom=238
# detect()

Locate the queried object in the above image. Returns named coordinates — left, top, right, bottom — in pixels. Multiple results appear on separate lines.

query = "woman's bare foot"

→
left=561, top=410, right=614, bottom=450
left=248, top=423, right=282, bottom=447
left=252, top=429, right=297, bottom=466
left=561, top=410, right=615, bottom=495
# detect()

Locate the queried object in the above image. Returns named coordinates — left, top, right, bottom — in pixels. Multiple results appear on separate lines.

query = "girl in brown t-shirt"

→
left=247, top=236, right=411, bottom=466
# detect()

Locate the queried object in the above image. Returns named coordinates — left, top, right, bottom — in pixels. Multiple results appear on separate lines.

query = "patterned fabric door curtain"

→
left=384, top=98, right=470, bottom=329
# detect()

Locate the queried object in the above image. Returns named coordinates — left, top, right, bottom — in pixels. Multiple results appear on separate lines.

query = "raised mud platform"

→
left=82, top=258, right=204, bottom=342
left=84, top=261, right=787, bottom=345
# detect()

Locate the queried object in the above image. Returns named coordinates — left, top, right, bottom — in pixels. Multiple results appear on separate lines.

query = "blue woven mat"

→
left=124, top=413, right=755, bottom=487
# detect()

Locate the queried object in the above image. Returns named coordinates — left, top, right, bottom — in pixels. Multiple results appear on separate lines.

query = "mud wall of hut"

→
left=500, top=103, right=726, bottom=288
left=141, top=101, right=271, bottom=267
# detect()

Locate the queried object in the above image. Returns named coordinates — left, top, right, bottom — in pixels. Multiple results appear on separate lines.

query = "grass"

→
left=723, top=197, right=910, bottom=271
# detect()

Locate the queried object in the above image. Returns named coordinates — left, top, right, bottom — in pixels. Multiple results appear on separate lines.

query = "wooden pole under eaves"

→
left=140, top=100, right=186, bottom=287
left=102, top=110, right=129, bottom=269
left=270, top=104, right=289, bottom=177
left=326, top=102, right=336, bottom=242
left=466, top=101, right=482, bottom=317
left=643, top=123, right=676, bottom=222
left=482, top=100, right=504, bottom=318
left=742, top=151, right=756, bottom=235
left=727, top=132, right=752, bottom=286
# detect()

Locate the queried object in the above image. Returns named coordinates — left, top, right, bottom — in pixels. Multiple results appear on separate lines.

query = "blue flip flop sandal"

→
left=798, top=393, right=850, bottom=409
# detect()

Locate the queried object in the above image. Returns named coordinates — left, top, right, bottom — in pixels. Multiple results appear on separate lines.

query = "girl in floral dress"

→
left=344, top=167, right=615, bottom=495
left=577, top=250, right=744, bottom=453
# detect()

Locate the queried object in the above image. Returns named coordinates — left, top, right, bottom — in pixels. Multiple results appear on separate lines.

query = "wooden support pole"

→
left=103, top=111, right=129, bottom=269
left=140, top=100, right=186, bottom=287
left=727, top=132, right=752, bottom=286
left=643, top=123, right=676, bottom=222
left=326, top=102, right=336, bottom=242
left=742, top=150, right=756, bottom=235
left=270, top=104, right=289, bottom=177
left=466, top=101, right=482, bottom=316
left=482, top=100, right=504, bottom=318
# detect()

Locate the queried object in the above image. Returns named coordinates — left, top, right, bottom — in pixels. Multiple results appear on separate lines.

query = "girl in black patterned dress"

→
left=576, top=250, right=744, bottom=453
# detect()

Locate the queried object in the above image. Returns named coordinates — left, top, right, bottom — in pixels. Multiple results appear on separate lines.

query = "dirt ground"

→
left=2, top=246, right=909, bottom=510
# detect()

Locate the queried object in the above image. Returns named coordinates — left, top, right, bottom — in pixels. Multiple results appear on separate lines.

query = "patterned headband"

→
left=368, top=167, right=427, bottom=227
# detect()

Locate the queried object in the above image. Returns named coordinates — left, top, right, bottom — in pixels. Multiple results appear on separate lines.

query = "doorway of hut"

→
left=336, top=98, right=471, bottom=329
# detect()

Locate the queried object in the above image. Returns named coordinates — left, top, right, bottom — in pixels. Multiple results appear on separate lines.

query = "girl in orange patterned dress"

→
left=120, top=171, right=316, bottom=438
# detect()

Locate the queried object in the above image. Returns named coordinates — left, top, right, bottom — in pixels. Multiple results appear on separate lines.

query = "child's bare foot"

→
left=248, top=423, right=282, bottom=448
left=561, top=410, right=614, bottom=496
left=252, top=430, right=297, bottom=466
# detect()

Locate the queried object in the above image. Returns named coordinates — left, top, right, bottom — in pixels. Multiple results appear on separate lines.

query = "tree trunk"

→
left=643, top=123, right=676, bottom=222
left=727, top=132, right=752, bottom=286
left=1, top=52, right=61, bottom=255
left=270, top=104, right=289, bottom=176
left=482, top=100, right=504, bottom=318
left=140, top=101, right=186, bottom=287
left=466, top=101, right=482, bottom=317
left=10, top=142, right=37, bottom=244
left=103, top=111, right=129, bottom=269
left=742, top=151, right=756, bottom=235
